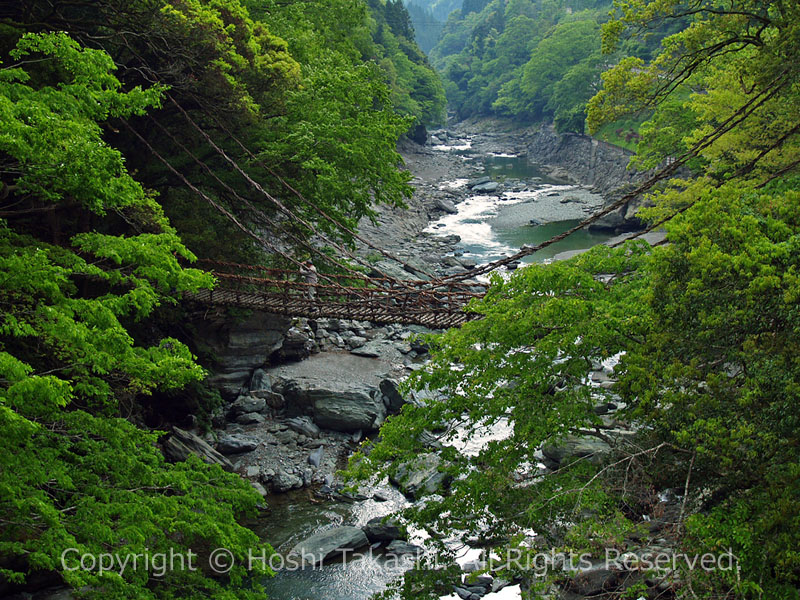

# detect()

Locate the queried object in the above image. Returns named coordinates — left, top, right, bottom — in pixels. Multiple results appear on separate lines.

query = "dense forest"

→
left=0, top=0, right=440, bottom=597
left=3, top=0, right=800, bottom=598
left=404, top=1, right=446, bottom=54
left=428, top=0, right=683, bottom=133
left=354, top=0, right=800, bottom=598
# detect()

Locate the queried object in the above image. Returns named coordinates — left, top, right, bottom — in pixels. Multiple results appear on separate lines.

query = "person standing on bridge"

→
left=300, top=260, right=318, bottom=299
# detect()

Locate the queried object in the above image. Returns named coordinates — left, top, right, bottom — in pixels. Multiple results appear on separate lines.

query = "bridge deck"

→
left=184, top=262, right=483, bottom=329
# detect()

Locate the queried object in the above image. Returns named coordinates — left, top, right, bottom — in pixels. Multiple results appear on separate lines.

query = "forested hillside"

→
left=355, top=1, right=800, bottom=598
left=404, top=2, right=445, bottom=54
left=0, top=0, right=441, bottom=597
left=429, top=0, right=682, bottom=132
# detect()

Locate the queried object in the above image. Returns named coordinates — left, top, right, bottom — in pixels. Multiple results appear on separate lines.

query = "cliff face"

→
left=523, top=123, right=650, bottom=232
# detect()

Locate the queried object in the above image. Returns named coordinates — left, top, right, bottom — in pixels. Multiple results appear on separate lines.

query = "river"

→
left=426, top=151, right=615, bottom=268
left=257, top=137, right=616, bottom=600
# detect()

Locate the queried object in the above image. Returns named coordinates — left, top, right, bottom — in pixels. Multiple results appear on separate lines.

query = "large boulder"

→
left=162, top=427, right=234, bottom=472
left=541, top=435, right=612, bottom=469
left=434, top=197, right=458, bottom=214
left=380, top=378, right=407, bottom=413
left=228, top=394, right=267, bottom=416
left=291, top=526, right=369, bottom=566
left=268, top=352, right=402, bottom=432
left=466, top=176, right=491, bottom=188
left=349, top=341, right=384, bottom=358
left=285, top=416, right=321, bottom=438
left=271, top=326, right=314, bottom=362
left=217, top=433, right=259, bottom=455
left=198, top=311, right=291, bottom=399
left=471, top=181, right=500, bottom=193
left=271, top=470, right=304, bottom=492
left=362, top=516, right=405, bottom=543
left=309, top=389, right=386, bottom=432
left=385, top=540, right=423, bottom=556
left=390, top=453, right=451, bottom=499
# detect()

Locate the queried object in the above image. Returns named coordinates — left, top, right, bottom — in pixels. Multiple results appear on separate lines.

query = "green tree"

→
left=495, top=18, right=601, bottom=119
left=353, top=1, right=800, bottom=598
left=0, top=33, right=271, bottom=599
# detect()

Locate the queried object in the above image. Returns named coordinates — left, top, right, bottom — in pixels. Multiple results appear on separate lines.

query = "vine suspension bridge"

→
left=127, top=90, right=705, bottom=329
left=186, top=260, right=485, bottom=329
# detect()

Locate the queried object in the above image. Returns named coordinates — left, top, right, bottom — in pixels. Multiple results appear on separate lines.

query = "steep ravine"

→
left=168, top=120, right=652, bottom=600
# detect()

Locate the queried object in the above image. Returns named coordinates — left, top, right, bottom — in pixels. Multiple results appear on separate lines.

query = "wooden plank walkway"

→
left=183, top=262, right=483, bottom=328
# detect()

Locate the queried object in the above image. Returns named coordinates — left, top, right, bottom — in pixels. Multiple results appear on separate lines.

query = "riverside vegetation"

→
left=2, top=1, right=800, bottom=600
left=352, top=1, right=800, bottom=599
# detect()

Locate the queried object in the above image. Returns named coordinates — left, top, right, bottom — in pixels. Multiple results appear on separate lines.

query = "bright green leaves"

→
left=0, top=32, right=163, bottom=214
left=431, top=0, right=642, bottom=129
left=497, top=19, right=602, bottom=124
left=0, top=228, right=207, bottom=412
left=0, top=409, right=270, bottom=600
left=157, top=0, right=300, bottom=117
left=351, top=243, right=652, bottom=547
left=0, top=32, right=263, bottom=598
left=356, top=159, right=800, bottom=596
left=0, top=351, right=73, bottom=416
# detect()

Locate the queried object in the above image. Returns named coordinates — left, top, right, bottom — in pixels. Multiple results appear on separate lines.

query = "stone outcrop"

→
left=268, top=352, right=404, bottom=433
left=290, top=526, right=369, bottom=566
left=362, top=516, right=405, bottom=543
left=162, top=427, right=234, bottom=472
left=217, top=433, right=259, bottom=454
left=524, top=123, right=642, bottom=195
left=193, top=309, right=291, bottom=399
left=523, top=123, right=653, bottom=232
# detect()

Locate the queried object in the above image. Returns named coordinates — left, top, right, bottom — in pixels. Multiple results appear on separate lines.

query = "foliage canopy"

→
left=353, top=1, right=800, bottom=598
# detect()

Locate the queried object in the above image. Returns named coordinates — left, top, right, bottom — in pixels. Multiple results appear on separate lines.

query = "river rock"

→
left=363, top=516, right=405, bottom=543
left=435, top=198, right=458, bottom=214
left=162, top=427, right=234, bottom=472
left=251, top=481, right=269, bottom=497
left=229, top=394, right=267, bottom=416
left=271, top=326, right=313, bottom=362
left=347, top=335, right=368, bottom=349
left=390, top=453, right=452, bottom=499
left=541, top=435, right=612, bottom=468
left=350, top=341, right=383, bottom=358
left=459, top=258, right=477, bottom=269
left=291, top=526, right=369, bottom=566
left=217, top=433, right=259, bottom=454
left=471, top=181, right=500, bottom=193
left=466, top=176, right=491, bottom=188
left=250, top=388, right=285, bottom=409
left=268, top=334, right=405, bottom=431
left=308, top=446, right=324, bottom=467
left=380, top=378, right=407, bottom=413
left=313, top=390, right=386, bottom=432
left=453, top=586, right=480, bottom=600
left=272, top=469, right=304, bottom=492
left=285, top=416, right=321, bottom=438
left=235, top=412, right=265, bottom=425
left=249, top=368, right=271, bottom=392
left=385, top=540, right=424, bottom=556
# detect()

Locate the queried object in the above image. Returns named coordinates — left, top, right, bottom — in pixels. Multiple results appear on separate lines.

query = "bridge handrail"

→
left=196, top=258, right=481, bottom=291
left=210, top=272, right=481, bottom=305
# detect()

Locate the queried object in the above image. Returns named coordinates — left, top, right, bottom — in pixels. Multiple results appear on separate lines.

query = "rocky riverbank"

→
left=159, top=119, right=668, bottom=600
left=444, top=117, right=654, bottom=232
